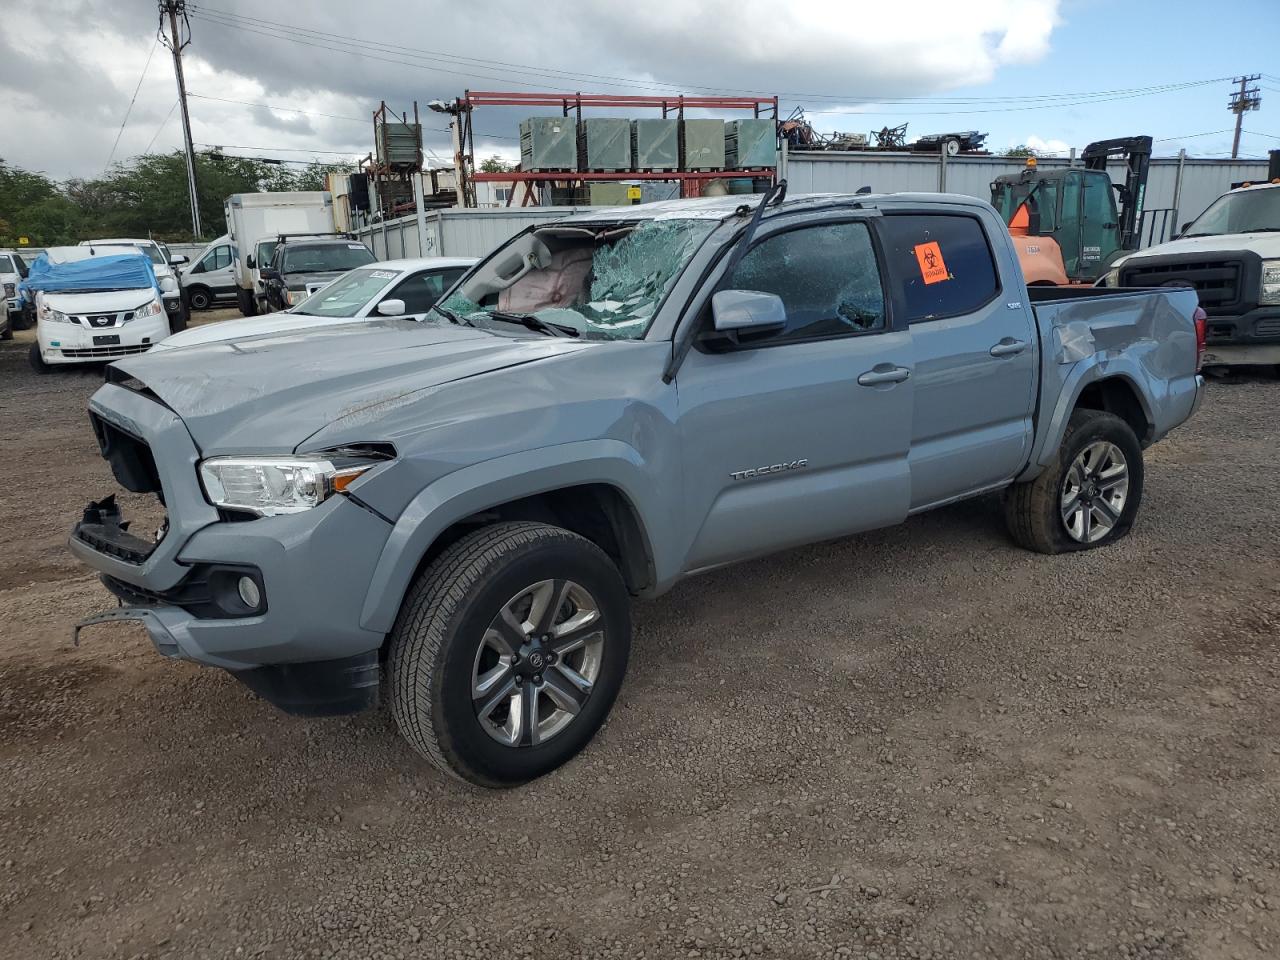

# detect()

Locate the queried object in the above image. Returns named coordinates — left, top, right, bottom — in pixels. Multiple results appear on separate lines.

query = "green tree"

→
left=1003, top=145, right=1038, bottom=158
left=479, top=155, right=513, bottom=173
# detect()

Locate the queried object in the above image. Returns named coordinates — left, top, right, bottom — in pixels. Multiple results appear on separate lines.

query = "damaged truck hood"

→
left=108, top=319, right=591, bottom=454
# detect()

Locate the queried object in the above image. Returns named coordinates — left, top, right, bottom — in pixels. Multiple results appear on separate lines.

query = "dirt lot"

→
left=1, top=316, right=1278, bottom=960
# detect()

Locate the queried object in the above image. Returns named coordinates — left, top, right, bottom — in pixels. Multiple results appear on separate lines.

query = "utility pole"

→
left=158, top=0, right=202, bottom=237
left=1227, top=75, right=1261, bottom=160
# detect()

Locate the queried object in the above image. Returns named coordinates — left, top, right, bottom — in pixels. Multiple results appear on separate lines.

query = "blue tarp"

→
left=19, top=252, right=158, bottom=299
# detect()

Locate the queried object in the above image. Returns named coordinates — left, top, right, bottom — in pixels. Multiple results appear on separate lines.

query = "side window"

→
left=386, top=271, right=452, bottom=313
left=723, top=221, right=885, bottom=344
left=211, top=245, right=232, bottom=271
left=878, top=215, right=999, bottom=323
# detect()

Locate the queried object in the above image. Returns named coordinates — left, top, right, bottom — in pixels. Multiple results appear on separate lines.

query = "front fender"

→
left=359, top=439, right=671, bottom=633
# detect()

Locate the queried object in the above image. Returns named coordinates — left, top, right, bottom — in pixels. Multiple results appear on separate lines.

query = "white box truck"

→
left=224, top=192, right=334, bottom=315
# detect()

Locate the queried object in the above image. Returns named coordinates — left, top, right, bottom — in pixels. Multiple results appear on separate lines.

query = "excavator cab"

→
left=991, top=136, right=1152, bottom=285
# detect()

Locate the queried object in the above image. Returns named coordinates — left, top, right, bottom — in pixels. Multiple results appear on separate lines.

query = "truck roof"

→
left=552, top=191, right=990, bottom=226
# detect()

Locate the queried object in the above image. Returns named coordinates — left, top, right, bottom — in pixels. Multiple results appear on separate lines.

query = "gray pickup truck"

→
left=70, top=189, right=1205, bottom=787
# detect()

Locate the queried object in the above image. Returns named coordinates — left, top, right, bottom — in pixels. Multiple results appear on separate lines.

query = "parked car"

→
left=1098, top=180, right=1280, bottom=366
left=78, top=238, right=188, bottom=331
left=152, top=257, right=477, bottom=351
left=25, top=246, right=174, bottom=372
left=180, top=234, right=238, bottom=310
left=259, top=236, right=376, bottom=312
left=0, top=250, right=29, bottom=337
left=69, top=190, right=1204, bottom=787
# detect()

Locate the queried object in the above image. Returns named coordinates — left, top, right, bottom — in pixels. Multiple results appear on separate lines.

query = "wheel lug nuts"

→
left=533, top=674, right=543, bottom=685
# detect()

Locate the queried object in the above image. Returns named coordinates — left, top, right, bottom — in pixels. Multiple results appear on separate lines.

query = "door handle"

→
left=857, top=365, right=910, bottom=386
left=989, top=338, right=1028, bottom=358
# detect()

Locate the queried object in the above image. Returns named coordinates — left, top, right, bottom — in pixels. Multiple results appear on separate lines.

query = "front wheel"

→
left=186, top=285, right=212, bottom=311
left=28, top=343, right=50, bottom=374
left=1005, top=409, right=1144, bottom=554
left=388, top=521, right=631, bottom=787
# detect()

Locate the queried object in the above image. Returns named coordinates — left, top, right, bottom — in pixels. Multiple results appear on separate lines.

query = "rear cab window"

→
left=877, top=214, right=1000, bottom=322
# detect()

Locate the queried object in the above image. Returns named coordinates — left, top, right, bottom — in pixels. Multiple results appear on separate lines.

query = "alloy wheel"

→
left=472, top=579, right=604, bottom=748
left=1060, top=440, right=1129, bottom=543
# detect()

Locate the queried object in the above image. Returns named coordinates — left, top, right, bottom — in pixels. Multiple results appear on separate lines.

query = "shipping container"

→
left=579, top=118, right=631, bottom=171
left=683, top=119, right=725, bottom=170
left=725, top=119, right=777, bottom=168
left=632, top=119, right=679, bottom=170
left=520, top=118, right=577, bottom=171
left=374, top=120, right=422, bottom=168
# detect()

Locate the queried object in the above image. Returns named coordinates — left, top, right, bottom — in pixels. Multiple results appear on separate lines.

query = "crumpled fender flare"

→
left=359, top=439, right=661, bottom=634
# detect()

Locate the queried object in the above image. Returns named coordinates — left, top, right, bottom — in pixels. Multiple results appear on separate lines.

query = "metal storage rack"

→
left=452, top=91, right=779, bottom=207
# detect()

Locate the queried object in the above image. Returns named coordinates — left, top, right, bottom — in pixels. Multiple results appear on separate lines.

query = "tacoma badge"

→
left=729, top=459, right=809, bottom=481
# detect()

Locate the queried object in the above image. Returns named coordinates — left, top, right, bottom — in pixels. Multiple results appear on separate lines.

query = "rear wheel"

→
left=388, top=521, right=631, bottom=787
left=1, top=320, right=12, bottom=341
left=1005, top=409, right=1144, bottom=554
left=236, top=287, right=257, bottom=317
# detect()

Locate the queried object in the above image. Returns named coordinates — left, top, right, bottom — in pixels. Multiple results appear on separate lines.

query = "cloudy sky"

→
left=1, top=0, right=1277, bottom=182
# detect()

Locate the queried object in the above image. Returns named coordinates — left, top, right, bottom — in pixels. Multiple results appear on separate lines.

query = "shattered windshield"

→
left=440, top=218, right=717, bottom=340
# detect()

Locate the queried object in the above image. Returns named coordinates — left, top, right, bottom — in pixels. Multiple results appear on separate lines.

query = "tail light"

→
left=1193, top=305, right=1207, bottom=372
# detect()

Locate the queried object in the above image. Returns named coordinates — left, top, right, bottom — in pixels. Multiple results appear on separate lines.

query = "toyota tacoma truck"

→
left=69, top=188, right=1205, bottom=787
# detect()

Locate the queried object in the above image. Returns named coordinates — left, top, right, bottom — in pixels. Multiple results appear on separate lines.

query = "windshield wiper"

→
left=483, top=310, right=580, bottom=338
left=429, top=303, right=473, bottom=327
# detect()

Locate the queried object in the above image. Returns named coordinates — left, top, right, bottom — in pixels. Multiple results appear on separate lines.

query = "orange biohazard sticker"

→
left=913, top=242, right=949, bottom=285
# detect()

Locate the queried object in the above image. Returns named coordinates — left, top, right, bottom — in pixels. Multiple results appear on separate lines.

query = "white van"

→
left=28, top=246, right=173, bottom=373
left=180, top=234, right=238, bottom=310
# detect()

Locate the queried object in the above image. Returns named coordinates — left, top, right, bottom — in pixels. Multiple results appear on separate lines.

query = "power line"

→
left=1243, top=129, right=1280, bottom=141
left=196, top=142, right=363, bottom=154
left=188, top=4, right=1233, bottom=110
left=143, top=99, right=180, bottom=154
left=186, top=91, right=517, bottom=141
left=105, top=38, right=160, bottom=172
left=1154, top=128, right=1236, bottom=142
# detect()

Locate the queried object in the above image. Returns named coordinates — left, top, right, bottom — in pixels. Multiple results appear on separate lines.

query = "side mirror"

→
left=1176, top=221, right=1192, bottom=238
left=376, top=298, right=407, bottom=317
left=246, top=255, right=256, bottom=269
left=260, top=266, right=279, bottom=281
left=708, top=289, right=786, bottom=344
left=169, top=255, right=189, bottom=266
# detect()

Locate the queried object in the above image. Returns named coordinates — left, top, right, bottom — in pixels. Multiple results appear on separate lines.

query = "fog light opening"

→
left=237, top=576, right=262, bottom=610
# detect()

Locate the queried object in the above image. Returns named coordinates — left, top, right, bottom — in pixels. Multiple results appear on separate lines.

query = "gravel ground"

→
left=1, top=317, right=1278, bottom=960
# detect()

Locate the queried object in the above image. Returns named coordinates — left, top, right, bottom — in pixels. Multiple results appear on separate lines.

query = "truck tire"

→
left=1, top=320, right=12, bottom=340
left=186, top=285, right=212, bottom=311
left=388, top=521, right=631, bottom=787
left=236, top=288, right=257, bottom=317
left=11, top=305, right=33, bottom=331
left=1005, top=409, right=1144, bottom=554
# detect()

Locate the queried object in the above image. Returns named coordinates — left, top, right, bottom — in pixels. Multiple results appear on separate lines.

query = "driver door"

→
left=675, top=215, right=914, bottom=572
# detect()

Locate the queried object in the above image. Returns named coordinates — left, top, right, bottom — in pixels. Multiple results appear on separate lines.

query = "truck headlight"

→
left=39, top=303, right=73, bottom=324
left=199, top=455, right=382, bottom=516
left=1261, top=259, right=1280, bottom=305
left=159, top=276, right=179, bottom=294
left=286, top=288, right=306, bottom=305
left=133, top=299, right=164, bottom=319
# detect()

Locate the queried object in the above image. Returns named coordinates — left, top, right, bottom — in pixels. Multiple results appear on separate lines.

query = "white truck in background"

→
left=224, top=192, right=334, bottom=316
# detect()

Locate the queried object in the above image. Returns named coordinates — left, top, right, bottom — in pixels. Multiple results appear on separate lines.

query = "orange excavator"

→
left=990, top=136, right=1152, bottom=285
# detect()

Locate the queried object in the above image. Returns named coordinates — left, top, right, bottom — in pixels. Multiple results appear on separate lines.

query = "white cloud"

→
left=0, top=0, right=1064, bottom=178
left=1024, top=134, right=1072, bottom=156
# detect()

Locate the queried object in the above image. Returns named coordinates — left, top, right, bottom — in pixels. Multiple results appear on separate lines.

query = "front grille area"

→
left=1257, top=317, right=1280, bottom=338
left=60, top=344, right=151, bottom=358
left=1120, top=259, right=1241, bottom=310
